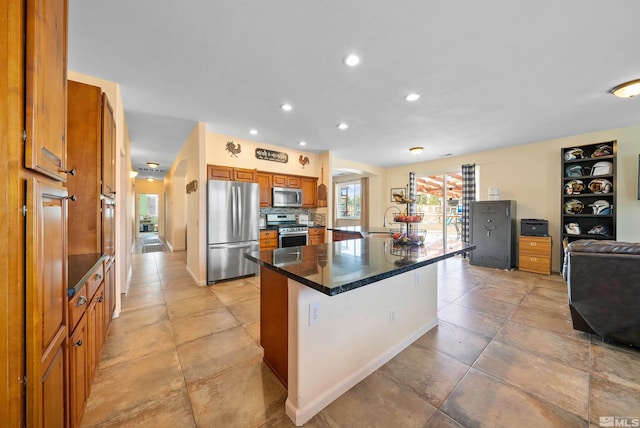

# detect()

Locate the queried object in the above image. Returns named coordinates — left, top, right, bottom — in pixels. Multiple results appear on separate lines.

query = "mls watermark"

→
left=600, top=416, right=640, bottom=427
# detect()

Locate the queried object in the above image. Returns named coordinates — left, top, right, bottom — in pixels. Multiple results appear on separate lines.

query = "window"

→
left=336, top=181, right=361, bottom=219
left=147, top=194, right=158, bottom=216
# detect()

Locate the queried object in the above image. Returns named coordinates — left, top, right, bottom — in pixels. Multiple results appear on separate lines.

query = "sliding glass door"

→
left=415, top=172, right=462, bottom=248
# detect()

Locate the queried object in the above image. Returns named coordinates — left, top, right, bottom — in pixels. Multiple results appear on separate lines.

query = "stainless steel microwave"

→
left=272, top=187, right=303, bottom=207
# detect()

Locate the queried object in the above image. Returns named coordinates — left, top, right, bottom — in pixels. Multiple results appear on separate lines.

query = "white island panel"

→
left=285, top=263, right=438, bottom=425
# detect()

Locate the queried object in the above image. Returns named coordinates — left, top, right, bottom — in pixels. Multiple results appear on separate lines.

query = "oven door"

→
left=279, top=233, right=308, bottom=248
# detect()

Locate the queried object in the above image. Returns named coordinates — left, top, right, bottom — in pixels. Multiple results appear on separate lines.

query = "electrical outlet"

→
left=389, top=309, right=396, bottom=325
left=309, top=302, right=320, bottom=326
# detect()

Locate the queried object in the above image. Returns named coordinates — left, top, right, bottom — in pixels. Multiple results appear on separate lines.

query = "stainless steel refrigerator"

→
left=207, top=180, right=260, bottom=284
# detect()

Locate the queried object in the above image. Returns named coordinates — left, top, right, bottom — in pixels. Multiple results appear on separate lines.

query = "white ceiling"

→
left=68, top=1, right=640, bottom=179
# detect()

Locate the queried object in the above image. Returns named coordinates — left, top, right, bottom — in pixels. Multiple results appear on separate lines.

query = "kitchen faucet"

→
left=383, top=206, right=401, bottom=227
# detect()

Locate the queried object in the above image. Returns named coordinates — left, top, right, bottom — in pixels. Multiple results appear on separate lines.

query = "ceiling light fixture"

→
left=610, top=79, right=640, bottom=98
left=337, top=122, right=349, bottom=130
left=405, top=92, right=421, bottom=102
left=130, top=170, right=139, bottom=178
left=249, top=129, right=258, bottom=135
left=298, top=141, right=307, bottom=146
left=146, top=162, right=160, bottom=168
left=344, top=54, right=361, bottom=67
left=281, top=103, right=293, bottom=111
left=409, top=147, right=424, bottom=155
left=146, top=178, right=154, bottom=182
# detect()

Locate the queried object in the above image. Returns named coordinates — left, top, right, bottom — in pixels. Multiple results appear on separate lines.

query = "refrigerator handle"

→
left=237, top=186, right=242, bottom=234
left=231, top=185, right=237, bottom=235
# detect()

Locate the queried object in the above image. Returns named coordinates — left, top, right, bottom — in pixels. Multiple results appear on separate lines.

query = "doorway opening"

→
left=415, top=172, right=462, bottom=248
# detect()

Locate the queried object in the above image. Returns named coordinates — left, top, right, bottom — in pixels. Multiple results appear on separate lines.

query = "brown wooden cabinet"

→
left=308, top=227, right=325, bottom=245
left=68, top=313, right=88, bottom=428
left=257, top=172, right=272, bottom=207
left=87, top=283, right=105, bottom=384
left=101, top=93, right=116, bottom=197
left=25, top=0, right=69, bottom=182
left=207, top=164, right=257, bottom=182
left=25, top=177, right=69, bottom=428
left=332, top=230, right=362, bottom=241
left=518, top=236, right=552, bottom=275
left=301, top=177, right=318, bottom=208
left=273, top=174, right=301, bottom=188
left=260, top=229, right=278, bottom=250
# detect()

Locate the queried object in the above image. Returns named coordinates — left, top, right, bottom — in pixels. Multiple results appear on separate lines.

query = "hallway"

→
left=80, top=251, right=640, bottom=427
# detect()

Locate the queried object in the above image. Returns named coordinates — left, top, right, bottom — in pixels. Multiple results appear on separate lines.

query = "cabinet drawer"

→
left=308, top=227, right=324, bottom=237
left=68, top=285, right=89, bottom=332
left=260, top=239, right=278, bottom=249
left=260, top=230, right=277, bottom=239
left=519, top=236, right=551, bottom=255
left=86, top=264, right=104, bottom=302
left=519, top=255, right=551, bottom=275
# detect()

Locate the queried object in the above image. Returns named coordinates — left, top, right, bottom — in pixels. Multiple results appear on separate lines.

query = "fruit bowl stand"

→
left=391, top=213, right=425, bottom=246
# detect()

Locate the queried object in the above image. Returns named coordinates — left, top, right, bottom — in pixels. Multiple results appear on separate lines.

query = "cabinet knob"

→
left=95, top=274, right=102, bottom=281
left=72, top=339, right=83, bottom=347
left=75, top=295, right=87, bottom=307
left=65, top=195, right=77, bottom=202
left=61, top=168, right=76, bottom=176
left=97, top=296, right=104, bottom=303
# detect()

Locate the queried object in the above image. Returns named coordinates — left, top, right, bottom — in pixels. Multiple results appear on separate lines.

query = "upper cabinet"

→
left=66, top=80, right=117, bottom=255
left=207, top=165, right=257, bottom=182
left=301, top=177, right=318, bottom=208
left=256, top=172, right=272, bottom=207
left=25, top=0, right=69, bottom=182
left=101, top=94, right=116, bottom=197
left=273, top=174, right=301, bottom=188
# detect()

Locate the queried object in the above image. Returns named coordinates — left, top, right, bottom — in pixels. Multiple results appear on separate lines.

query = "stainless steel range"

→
left=266, top=213, right=309, bottom=248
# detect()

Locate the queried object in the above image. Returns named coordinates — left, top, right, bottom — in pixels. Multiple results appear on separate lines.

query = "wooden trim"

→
left=0, top=0, right=26, bottom=425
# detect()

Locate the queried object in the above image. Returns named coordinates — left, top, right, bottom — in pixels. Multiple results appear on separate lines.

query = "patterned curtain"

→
left=461, top=164, right=476, bottom=248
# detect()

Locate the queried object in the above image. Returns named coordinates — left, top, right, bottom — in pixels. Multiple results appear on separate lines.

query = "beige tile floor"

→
left=80, top=248, right=640, bottom=427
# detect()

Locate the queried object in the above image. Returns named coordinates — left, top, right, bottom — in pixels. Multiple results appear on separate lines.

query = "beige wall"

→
left=206, top=132, right=322, bottom=178
left=134, top=179, right=165, bottom=240
left=384, top=124, right=640, bottom=272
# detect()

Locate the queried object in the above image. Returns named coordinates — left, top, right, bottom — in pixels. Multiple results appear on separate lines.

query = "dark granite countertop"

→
left=68, top=253, right=107, bottom=297
left=327, top=226, right=393, bottom=235
left=245, top=238, right=475, bottom=296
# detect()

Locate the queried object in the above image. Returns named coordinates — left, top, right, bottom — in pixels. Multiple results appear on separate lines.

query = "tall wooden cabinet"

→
left=25, top=178, right=70, bottom=428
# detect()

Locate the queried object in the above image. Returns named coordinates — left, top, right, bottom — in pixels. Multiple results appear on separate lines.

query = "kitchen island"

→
left=246, top=238, right=474, bottom=426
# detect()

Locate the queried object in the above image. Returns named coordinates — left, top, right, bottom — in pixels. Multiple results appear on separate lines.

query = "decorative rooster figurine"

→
left=299, top=155, right=310, bottom=168
left=225, top=141, right=241, bottom=158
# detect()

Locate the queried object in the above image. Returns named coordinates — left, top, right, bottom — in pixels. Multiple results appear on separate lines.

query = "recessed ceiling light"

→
left=146, top=177, right=154, bottom=182
left=337, top=122, right=349, bottom=130
left=146, top=162, right=160, bottom=168
left=610, top=79, right=640, bottom=98
left=298, top=141, right=307, bottom=146
left=405, top=93, right=421, bottom=102
left=249, top=129, right=258, bottom=135
left=281, top=103, right=293, bottom=111
left=409, top=147, right=424, bottom=155
left=344, top=54, right=361, bottom=67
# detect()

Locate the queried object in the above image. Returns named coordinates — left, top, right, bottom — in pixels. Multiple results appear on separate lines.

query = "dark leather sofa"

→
left=563, top=239, right=640, bottom=347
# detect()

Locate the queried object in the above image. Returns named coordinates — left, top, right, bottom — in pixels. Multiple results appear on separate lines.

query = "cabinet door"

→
left=25, top=178, right=69, bottom=427
left=233, top=168, right=257, bottom=182
left=101, top=94, right=116, bottom=197
left=256, top=172, right=272, bottom=207
left=104, top=260, right=115, bottom=331
left=301, top=177, right=317, bottom=208
left=102, top=199, right=115, bottom=261
left=69, top=315, right=88, bottom=428
left=25, top=0, right=69, bottom=181
left=66, top=80, right=102, bottom=256
left=87, top=286, right=105, bottom=384
left=207, top=165, right=233, bottom=180
left=287, top=176, right=301, bottom=188
left=272, top=175, right=287, bottom=187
